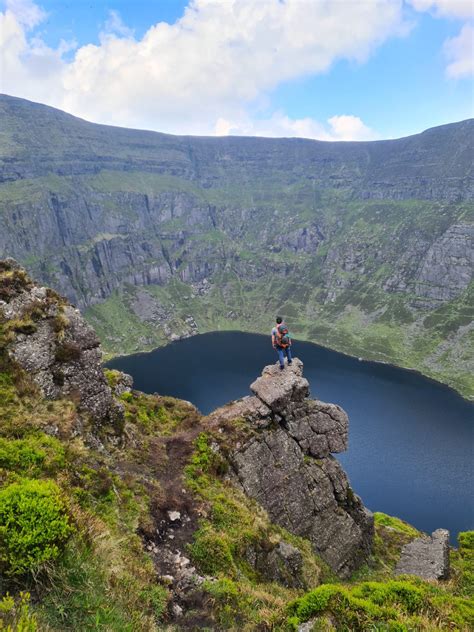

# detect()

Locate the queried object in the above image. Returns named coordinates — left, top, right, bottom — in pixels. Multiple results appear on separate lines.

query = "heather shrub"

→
left=0, top=479, right=72, bottom=575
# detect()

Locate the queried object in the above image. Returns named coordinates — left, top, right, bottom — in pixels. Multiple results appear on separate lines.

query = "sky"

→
left=0, top=0, right=473, bottom=140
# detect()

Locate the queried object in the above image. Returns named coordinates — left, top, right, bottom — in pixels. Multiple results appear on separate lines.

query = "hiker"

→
left=272, top=316, right=293, bottom=370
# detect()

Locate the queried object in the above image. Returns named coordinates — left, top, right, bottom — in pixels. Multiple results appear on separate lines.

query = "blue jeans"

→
left=276, top=345, right=292, bottom=367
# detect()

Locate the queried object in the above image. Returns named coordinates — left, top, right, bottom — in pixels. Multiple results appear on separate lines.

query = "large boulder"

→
left=396, top=529, right=450, bottom=580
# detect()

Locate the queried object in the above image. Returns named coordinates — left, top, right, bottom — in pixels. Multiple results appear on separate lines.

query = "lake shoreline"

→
left=104, top=329, right=474, bottom=404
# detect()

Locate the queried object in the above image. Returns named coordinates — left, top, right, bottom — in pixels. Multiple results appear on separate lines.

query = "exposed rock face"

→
left=211, top=359, right=373, bottom=577
left=396, top=529, right=450, bottom=580
left=246, top=540, right=306, bottom=588
left=413, top=223, right=474, bottom=306
left=0, top=259, right=122, bottom=425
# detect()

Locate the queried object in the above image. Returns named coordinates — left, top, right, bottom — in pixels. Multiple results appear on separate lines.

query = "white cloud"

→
left=444, top=23, right=474, bottom=77
left=327, top=115, right=379, bottom=141
left=215, top=112, right=378, bottom=141
left=407, top=0, right=473, bottom=20
left=102, top=10, right=134, bottom=40
left=0, top=0, right=407, bottom=137
left=4, top=0, right=45, bottom=28
left=407, top=0, right=473, bottom=80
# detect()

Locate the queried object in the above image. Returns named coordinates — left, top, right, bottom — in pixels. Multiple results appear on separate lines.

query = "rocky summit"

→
left=210, top=359, right=373, bottom=577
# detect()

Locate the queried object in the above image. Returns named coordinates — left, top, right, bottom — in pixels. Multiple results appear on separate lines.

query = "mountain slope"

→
left=1, top=260, right=473, bottom=631
left=0, top=94, right=473, bottom=397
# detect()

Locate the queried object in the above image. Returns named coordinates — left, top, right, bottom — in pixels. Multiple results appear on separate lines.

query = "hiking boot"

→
left=288, top=361, right=293, bottom=365
left=279, top=365, right=284, bottom=371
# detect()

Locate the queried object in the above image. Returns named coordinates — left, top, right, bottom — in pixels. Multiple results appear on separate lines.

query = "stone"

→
left=396, top=529, right=450, bottom=580
left=284, top=399, right=348, bottom=456
left=207, top=395, right=272, bottom=428
left=168, top=511, right=181, bottom=522
left=111, top=371, right=133, bottom=396
left=254, top=540, right=306, bottom=588
left=250, top=358, right=309, bottom=413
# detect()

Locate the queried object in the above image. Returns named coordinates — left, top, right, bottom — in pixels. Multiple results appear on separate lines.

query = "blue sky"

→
left=1, top=0, right=472, bottom=140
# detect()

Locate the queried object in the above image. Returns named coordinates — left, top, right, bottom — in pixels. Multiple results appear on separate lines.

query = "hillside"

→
left=0, top=94, right=473, bottom=397
left=0, top=260, right=473, bottom=631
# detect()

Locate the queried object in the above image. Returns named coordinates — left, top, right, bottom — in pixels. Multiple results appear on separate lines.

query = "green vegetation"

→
left=286, top=576, right=474, bottom=630
left=0, top=593, right=38, bottom=631
left=0, top=434, right=65, bottom=476
left=1, top=349, right=473, bottom=629
left=0, top=479, right=72, bottom=575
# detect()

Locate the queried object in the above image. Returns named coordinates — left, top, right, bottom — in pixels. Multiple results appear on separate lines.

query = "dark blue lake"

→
left=107, top=331, right=474, bottom=543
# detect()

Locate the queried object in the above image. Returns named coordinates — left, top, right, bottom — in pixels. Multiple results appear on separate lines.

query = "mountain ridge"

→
left=1, top=92, right=472, bottom=143
left=0, top=95, right=472, bottom=397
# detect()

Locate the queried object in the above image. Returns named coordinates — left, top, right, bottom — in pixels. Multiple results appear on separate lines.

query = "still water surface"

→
left=107, top=331, right=474, bottom=542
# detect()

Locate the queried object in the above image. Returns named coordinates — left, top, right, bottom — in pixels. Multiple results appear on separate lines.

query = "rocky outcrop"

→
left=210, top=359, right=373, bottom=577
left=0, top=259, right=122, bottom=425
left=413, top=223, right=474, bottom=306
left=396, top=529, right=450, bottom=580
left=246, top=539, right=306, bottom=588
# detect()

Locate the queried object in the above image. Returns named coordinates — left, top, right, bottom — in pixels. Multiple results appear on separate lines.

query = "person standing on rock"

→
left=272, top=316, right=293, bottom=370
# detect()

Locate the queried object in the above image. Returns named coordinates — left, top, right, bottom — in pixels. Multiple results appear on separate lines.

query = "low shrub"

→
left=0, top=434, right=65, bottom=476
left=6, top=319, right=37, bottom=336
left=0, top=479, right=73, bottom=575
left=0, top=268, right=32, bottom=302
left=287, top=581, right=430, bottom=631
left=188, top=525, right=236, bottom=576
left=451, top=530, right=474, bottom=597
left=0, top=592, right=38, bottom=631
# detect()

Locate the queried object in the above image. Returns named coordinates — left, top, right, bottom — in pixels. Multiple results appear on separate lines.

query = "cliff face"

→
left=0, top=258, right=122, bottom=427
left=209, top=359, right=374, bottom=577
left=0, top=95, right=473, bottom=396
